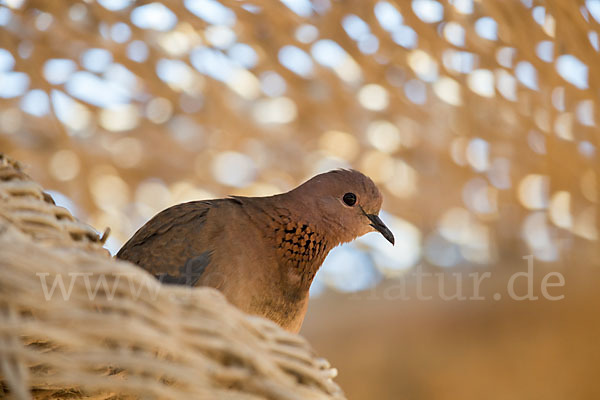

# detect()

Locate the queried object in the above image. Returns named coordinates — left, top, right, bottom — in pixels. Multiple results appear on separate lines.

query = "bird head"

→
left=292, top=169, right=395, bottom=246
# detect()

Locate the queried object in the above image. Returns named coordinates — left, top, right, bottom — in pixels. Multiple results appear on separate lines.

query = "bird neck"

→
left=242, top=195, right=334, bottom=292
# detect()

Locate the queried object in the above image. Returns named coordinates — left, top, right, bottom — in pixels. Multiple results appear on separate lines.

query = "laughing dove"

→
left=117, top=169, right=394, bottom=332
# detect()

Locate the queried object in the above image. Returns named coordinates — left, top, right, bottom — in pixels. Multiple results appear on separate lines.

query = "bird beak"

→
left=366, top=214, right=395, bottom=245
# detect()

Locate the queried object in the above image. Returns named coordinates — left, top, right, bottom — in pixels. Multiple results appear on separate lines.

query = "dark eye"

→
left=343, top=192, right=357, bottom=206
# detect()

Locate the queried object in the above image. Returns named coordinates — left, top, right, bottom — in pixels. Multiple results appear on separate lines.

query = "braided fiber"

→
left=0, top=154, right=344, bottom=399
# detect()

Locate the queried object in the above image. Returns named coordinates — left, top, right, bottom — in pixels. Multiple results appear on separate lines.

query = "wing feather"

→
left=116, top=201, right=212, bottom=283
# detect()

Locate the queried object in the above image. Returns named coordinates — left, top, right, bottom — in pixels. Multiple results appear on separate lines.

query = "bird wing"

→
left=116, top=201, right=214, bottom=285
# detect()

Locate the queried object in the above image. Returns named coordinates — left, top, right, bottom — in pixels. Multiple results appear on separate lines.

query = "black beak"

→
left=366, top=214, right=395, bottom=245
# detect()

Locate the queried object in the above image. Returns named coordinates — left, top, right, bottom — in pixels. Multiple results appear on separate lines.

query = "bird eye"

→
left=343, top=192, right=357, bottom=206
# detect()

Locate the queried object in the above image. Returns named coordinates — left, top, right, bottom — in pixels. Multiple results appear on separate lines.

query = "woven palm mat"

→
left=2, top=0, right=598, bottom=265
left=0, top=154, right=344, bottom=399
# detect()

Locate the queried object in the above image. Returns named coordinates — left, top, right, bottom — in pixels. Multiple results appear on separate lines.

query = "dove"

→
left=117, top=169, right=394, bottom=332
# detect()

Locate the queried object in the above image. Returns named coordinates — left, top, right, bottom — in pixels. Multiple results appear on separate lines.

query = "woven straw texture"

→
left=0, top=0, right=598, bottom=276
left=0, top=154, right=344, bottom=399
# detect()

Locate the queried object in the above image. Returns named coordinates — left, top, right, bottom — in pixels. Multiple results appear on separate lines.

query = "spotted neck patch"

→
left=269, top=212, right=329, bottom=274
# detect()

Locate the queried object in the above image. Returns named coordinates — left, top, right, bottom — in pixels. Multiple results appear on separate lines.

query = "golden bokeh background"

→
left=1, top=0, right=599, bottom=398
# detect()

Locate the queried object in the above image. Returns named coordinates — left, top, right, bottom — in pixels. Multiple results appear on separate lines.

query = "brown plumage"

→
left=117, top=169, right=394, bottom=332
